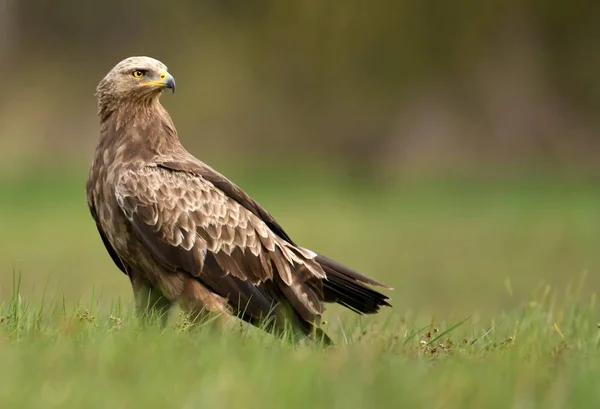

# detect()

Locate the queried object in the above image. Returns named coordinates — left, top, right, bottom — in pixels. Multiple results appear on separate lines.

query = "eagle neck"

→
left=98, top=99, right=182, bottom=163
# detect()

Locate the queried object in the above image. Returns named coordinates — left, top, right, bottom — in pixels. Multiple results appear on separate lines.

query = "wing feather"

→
left=157, top=160, right=297, bottom=245
left=115, top=165, right=325, bottom=326
left=154, top=157, right=390, bottom=318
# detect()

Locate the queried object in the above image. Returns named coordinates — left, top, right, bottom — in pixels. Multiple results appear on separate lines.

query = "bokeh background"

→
left=1, top=1, right=599, bottom=321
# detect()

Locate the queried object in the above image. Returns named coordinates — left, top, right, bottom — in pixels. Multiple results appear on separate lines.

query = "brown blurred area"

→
left=1, top=0, right=599, bottom=177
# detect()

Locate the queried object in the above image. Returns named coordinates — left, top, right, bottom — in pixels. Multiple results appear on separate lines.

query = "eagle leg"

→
left=130, top=274, right=174, bottom=327
left=178, top=277, right=232, bottom=330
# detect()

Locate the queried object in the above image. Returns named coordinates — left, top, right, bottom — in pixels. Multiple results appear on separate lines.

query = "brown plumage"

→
left=86, top=56, right=391, bottom=343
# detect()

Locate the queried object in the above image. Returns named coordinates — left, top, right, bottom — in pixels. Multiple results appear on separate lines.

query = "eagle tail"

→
left=316, top=254, right=392, bottom=314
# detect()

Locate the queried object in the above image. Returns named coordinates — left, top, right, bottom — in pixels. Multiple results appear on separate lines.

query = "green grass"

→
left=1, top=166, right=600, bottom=408
left=0, top=282, right=599, bottom=408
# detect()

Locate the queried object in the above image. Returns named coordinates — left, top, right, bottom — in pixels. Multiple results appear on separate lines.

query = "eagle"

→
left=86, top=56, right=391, bottom=343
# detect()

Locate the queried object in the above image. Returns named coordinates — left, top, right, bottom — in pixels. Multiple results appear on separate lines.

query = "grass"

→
left=0, top=281, right=599, bottom=408
left=1, top=165, right=600, bottom=408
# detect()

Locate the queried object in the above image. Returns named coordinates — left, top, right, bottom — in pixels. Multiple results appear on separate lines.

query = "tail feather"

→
left=316, top=254, right=392, bottom=314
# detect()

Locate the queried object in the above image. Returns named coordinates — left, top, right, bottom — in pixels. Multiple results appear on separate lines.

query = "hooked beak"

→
left=141, top=70, right=176, bottom=94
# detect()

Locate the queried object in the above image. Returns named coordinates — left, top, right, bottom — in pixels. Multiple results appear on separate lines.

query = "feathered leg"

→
left=130, top=275, right=173, bottom=327
left=178, top=277, right=232, bottom=329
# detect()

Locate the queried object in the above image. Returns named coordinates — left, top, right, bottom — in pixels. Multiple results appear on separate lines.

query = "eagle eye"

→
left=132, top=70, right=145, bottom=78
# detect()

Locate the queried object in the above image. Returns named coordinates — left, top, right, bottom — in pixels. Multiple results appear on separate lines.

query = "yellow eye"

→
left=132, top=70, right=145, bottom=78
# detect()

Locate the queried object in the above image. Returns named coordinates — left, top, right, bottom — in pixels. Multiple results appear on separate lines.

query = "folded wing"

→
left=115, top=165, right=329, bottom=333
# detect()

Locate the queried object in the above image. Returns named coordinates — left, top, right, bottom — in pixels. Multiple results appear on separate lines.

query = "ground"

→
left=1, top=165, right=599, bottom=408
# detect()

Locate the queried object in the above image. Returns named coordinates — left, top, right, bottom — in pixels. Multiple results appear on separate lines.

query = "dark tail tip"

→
left=316, top=254, right=392, bottom=314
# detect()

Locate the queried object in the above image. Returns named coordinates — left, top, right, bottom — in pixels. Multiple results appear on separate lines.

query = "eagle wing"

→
left=159, top=157, right=391, bottom=290
left=114, top=165, right=327, bottom=325
left=158, top=156, right=393, bottom=309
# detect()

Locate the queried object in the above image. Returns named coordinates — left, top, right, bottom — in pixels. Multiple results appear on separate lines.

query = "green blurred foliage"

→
left=1, top=0, right=599, bottom=174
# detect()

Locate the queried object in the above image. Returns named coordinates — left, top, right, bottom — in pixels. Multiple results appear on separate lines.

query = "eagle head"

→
left=96, top=56, right=176, bottom=109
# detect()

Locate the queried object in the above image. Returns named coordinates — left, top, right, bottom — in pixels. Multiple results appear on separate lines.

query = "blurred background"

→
left=0, top=0, right=599, bottom=321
